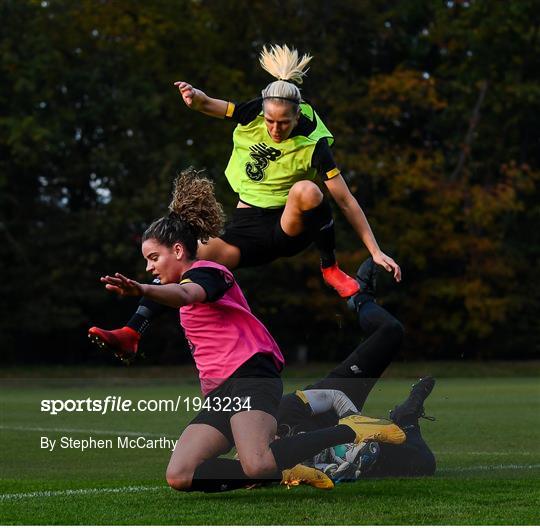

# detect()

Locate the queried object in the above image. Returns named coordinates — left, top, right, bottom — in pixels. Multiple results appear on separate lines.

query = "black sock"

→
left=302, top=199, right=336, bottom=268
left=270, top=425, right=355, bottom=470
left=126, top=281, right=170, bottom=335
left=190, top=458, right=280, bottom=493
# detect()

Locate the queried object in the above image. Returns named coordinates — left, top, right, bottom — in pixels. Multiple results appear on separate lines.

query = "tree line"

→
left=1, top=0, right=538, bottom=363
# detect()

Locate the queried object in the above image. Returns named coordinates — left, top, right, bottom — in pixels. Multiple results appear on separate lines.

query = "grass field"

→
left=1, top=366, right=539, bottom=525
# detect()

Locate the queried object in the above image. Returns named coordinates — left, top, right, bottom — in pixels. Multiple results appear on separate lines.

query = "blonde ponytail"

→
left=259, top=44, right=312, bottom=85
left=260, top=44, right=312, bottom=104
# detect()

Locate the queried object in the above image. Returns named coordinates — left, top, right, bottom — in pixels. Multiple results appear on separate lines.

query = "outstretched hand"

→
left=372, top=252, right=402, bottom=282
left=174, top=81, right=204, bottom=109
left=100, top=273, right=144, bottom=297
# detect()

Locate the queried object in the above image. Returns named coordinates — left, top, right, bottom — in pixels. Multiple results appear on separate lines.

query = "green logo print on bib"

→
left=245, top=143, right=282, bottom=181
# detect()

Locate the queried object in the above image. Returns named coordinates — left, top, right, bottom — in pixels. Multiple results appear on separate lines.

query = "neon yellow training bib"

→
left=224, top=103, right=334, bottom=208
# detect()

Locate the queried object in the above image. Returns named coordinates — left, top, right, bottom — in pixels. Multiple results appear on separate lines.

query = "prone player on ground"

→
left=276, top=259, right=436, bottom=479
left=277, top=383, right=436, bottom=480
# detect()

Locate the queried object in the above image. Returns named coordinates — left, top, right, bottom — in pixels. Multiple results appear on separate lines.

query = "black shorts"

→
left=189, top=353, right=283, bottom=445
left=220, top=207, right=312, bottom=267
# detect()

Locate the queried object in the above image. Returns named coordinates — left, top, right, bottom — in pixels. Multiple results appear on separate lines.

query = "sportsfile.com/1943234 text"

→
left=39, top=395, right=252, bottom=415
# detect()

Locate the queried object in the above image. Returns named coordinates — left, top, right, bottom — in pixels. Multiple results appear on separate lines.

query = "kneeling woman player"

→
left=98, top=169, right=406, bottom=492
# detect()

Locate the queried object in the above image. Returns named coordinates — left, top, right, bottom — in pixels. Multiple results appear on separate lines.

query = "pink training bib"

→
left=179, top=260, right=284, bottom=395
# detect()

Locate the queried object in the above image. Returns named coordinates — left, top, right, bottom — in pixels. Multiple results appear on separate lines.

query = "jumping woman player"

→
left=89, top=44, right=401, bottom=358
left=98, top=168, right=406, bottom=492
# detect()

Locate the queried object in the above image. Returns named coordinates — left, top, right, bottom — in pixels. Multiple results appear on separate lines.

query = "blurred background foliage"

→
left=1, top=0, right=539, bottom=364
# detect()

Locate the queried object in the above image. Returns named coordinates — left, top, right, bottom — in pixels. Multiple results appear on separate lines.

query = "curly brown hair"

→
left=168, top=167, right=224, bottom=243
left=142, top=167, right=224, bottom=258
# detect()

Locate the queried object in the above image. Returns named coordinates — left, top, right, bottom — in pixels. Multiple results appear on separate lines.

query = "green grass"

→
left=1, top=370, right=539, bottom=525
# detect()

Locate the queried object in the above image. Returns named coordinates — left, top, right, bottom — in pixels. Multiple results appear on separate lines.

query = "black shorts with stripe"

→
left=189, top=353, right=283, bottom=445
left=219, top=207, right=312, bottom=268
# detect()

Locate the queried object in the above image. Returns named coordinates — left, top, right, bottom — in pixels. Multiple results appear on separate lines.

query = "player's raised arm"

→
left=173, top=81, right=229, bottom=118
left=324, top=174, right=402, bottom=282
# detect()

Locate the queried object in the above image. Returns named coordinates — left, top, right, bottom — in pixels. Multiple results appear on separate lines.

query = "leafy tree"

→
left=1, top=0, right=538, bottom=363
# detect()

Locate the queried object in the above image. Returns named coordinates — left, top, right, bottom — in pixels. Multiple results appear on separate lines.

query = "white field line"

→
left=0, top=485, right=166, bottom=501
left=2, top=464, right=539, bottom=502
left=434, top=450, right=534, bottom=456
left=0, top=425, right=174, bottom=438
left=438, top=463, right=540, bottom=473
